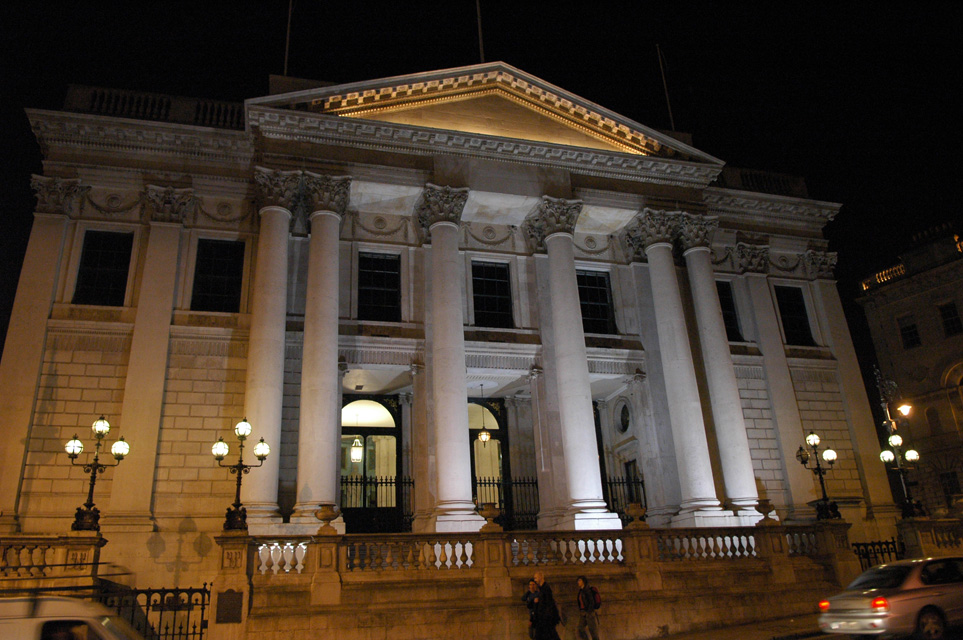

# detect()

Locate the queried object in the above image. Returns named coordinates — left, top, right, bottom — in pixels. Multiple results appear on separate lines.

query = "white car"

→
left=0, top=596, right=145, bottom=640
left=818, top=557, right=963, bottom=639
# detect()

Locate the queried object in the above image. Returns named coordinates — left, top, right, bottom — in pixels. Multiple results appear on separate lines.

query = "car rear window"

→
left=847, top=565, right=913, bottom=590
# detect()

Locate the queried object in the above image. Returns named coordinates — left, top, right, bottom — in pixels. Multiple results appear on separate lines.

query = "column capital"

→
left=254, top=166, right=301, bottom=211
left=527, top=365, right=543, bottom=381
left=145, top=184, right=197, bottom=223
left=803, top=250, right=838, bottom=280
left=409, top=361, right=425, bottom=377
left=523, top=196, right=583, bottom=251
left=735, top=242, right=770, bottom=274
left=416, top=184, right=469, bottom=240
left=304, top=173, right=352, bottom=217
left=30, top=175, right=89, bottom=216
left=623, top=208, right=682, bottom=258
left=678, top=214, right=719, bottom=251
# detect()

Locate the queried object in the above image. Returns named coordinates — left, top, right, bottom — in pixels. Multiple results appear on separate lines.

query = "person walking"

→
left=576, top=575, right=600, bottom=640
left=532, top=571, right=561, bottom=640
left=521, top=579, right=541, bottom=639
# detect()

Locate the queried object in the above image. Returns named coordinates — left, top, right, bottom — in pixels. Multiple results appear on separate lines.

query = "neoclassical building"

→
left=1, top=63, right=896, bottom=583
left=859, top=223, right=963, bottom=515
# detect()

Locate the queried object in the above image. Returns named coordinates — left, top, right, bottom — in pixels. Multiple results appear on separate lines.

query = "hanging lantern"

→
left=350, top=437, right=364, bottom=463
left=476, top=383, right=491, bottom=446
left=478, top=429, right=491, bottom=445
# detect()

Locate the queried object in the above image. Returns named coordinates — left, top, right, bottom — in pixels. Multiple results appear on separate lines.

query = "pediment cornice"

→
left=248, top=107, right=722, bottom=188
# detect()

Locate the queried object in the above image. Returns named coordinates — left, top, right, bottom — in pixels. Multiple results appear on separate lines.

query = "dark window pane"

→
left=898, top=315, right=921, bottom=349
left=774, top=285, right=815, bottom=346
left=471, top=262, right=513, bottom=328
left=191, top=239, right=245, bottom=313
left=939, top=303, right=963, bottom=337
left=72, top=230, right=133, bottom=307
left=576, top=270, right=617, bottom=335
left=716, top=281, right=743, bottom=342
left=358, top=252, right=401, bottom=322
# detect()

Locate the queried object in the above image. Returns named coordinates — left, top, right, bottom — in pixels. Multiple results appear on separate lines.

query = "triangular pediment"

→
left=249, top=62, right=721, bottom=164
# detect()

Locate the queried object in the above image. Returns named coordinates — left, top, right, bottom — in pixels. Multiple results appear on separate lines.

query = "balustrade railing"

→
left=342, top=534, right=475, bottom=571
left=656, top=528, right=756, bottom=561
left=254, top=539, right=310, bottom=575
left=785, top=526, right=820, bottom=557
left=510, top=532, right=623, bottom=566
left=0, top=534, right=105, bottom=579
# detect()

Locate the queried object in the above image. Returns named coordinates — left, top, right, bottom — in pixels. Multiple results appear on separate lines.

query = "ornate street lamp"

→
left=875, top=367, right=925, bottom=518
left=476, top=383, right=491, bottom=446
left=64, top=415, right=130, bottom=531
left=795, top=431, right=841, bottom=520
left=212, top=418, right=270, bottom=530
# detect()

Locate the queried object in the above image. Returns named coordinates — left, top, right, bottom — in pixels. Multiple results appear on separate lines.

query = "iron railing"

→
left=473, top=476, right=539, bottom=531
left=604, top=475, right=647, bottom=525
left=340, top=475, right=414, bottom=532
left=852, top=538, right=905, bottom=570
left=96, top=582, right=210, bottom=640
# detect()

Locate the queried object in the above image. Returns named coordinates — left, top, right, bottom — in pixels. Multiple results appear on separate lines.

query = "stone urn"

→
left=625, top=503, right=648, bottom=529
left=478, top=502, right=503, bottom=532
left=314, top=504, right=341, bottom=536
left=754, top=499, right=777, bottom=525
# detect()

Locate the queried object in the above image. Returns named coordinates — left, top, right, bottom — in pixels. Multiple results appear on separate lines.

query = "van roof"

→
left=0, top=596, right=112, bottom=619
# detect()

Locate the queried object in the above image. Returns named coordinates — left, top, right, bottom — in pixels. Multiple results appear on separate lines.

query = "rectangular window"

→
left=773, top=285, right=816, bottom=346
left=898, top=315, right=922, bottom=349
left=939, top=302, right=963, bottom=337
left=72, top=230, right=133, bottom=307
left=358, top=252, right=401, bottom=322
left=471, top=261, right=513, bottom=329
left=190, top=239, right=245, bottom=313
left=716, top=281, right=744, bottom=342
left=576, top=270, right=617, bottom=335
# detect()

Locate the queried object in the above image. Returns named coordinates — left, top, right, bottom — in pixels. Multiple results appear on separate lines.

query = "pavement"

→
left=660, top=613, right=824, bottom=640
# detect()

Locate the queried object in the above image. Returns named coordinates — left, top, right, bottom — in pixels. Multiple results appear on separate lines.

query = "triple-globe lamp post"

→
left=795, top=431, right=841, bottom=520
left=64, top=415, right=130, bottom=531
left=875, top=367, right=924, bottom=518
left=212, top=418, right=270, bottom=530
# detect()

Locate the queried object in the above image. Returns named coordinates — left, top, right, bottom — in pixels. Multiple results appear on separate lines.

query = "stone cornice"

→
left=248, top=107, right=722, bottom=188
left=703, top=187, right=841, bottom=227
left=28, top=110, right=254, bottom=164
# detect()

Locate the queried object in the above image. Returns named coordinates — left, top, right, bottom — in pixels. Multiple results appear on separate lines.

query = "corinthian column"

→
left=242, top=167, right=298, bottom=523
left=679, top=215, right=758, bottom=516
left=625, top=209, right=723, bottom=523
left=525, top=197, right=619, bottom=530
left=418, top=184, right=484, bottom=532
left=292, top=173, right=351, bottom=525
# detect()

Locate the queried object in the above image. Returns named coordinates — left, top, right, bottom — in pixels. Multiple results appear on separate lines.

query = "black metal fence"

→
left=473, top=476, right=540, bottom=531
left=96, top=582, right=210, bottom=640
left=852, top=538, right=905, bottom=570
left=604, top=475, right=647, bottom=526
left=340, top=475, right=414, bottom=532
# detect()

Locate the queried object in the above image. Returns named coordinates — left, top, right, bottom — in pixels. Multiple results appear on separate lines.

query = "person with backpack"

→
left=575, top=575, right=601, bottom=640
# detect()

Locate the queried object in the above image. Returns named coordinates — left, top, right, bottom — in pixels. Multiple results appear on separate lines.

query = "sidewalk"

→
left=660, top=613, right=823, bottom=640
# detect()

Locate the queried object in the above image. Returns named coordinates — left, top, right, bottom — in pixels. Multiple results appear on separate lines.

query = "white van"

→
left=0, top=597, right=145, bottom=640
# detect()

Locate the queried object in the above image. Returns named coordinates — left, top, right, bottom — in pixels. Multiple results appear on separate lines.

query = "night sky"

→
left=2, top=2, right=961, bottom=369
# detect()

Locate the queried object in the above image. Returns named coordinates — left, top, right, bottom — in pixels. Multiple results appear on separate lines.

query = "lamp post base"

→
left=815, top=499, right=841, bottom=520
left=71, top=506, right=101, bottom=531
left=223, top=506, right=248, bottom=530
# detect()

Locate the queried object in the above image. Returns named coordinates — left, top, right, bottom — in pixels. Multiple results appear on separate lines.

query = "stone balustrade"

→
left=898, top=518, right=963, bottom=559
left=0, top=533, right=107, bottom=592
left=208, top=521, right=860, bottom=640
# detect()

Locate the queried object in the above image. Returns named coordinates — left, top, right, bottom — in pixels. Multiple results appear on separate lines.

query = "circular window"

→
left=618, top=404, right=631, bottom=433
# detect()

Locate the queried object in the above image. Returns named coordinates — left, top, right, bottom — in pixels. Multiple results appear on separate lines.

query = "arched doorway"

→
left=340, top=396, right=409, bottom=532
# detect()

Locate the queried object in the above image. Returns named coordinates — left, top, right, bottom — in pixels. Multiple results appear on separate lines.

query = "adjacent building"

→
left=0, top=63, right=897, bottom=585
left=859, top=223, right=963, bottom=515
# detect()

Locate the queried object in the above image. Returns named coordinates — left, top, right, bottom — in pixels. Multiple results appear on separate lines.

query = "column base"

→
left=554, top=509, right=622, bottom=531
left=242, top=503, right=283, bottom=534
left=670, top=509, right=746, bottom=528
left=428, top=502, right=485, bottom=533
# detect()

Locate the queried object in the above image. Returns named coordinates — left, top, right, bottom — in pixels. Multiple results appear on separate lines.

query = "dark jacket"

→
left=533, top=581, right=561, bottom=640
left=577, top=586, right=597, bottom=613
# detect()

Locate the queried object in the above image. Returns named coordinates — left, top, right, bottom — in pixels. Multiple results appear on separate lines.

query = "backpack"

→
left=591, top=586, right=601, bottom=609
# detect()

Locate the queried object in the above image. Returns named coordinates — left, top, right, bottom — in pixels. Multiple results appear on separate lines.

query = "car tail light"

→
left=871, top=596, right=889, bottom=612
left=818, top=600, right=830, bottom=612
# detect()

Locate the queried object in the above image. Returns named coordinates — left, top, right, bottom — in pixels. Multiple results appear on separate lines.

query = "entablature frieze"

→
left=703, top=187, right=841, bottom=235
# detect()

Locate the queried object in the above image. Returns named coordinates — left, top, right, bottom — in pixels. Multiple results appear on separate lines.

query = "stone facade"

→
left=0, top=62, right=897, bottom=587
left=859, top=224, right=963, bottom=516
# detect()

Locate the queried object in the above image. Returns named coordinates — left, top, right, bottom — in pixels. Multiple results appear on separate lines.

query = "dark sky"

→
left=2, top=2, right=961, bottom=365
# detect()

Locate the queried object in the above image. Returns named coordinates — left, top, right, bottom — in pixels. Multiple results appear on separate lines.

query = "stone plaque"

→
left=215, top=589, right=243, bottom=624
